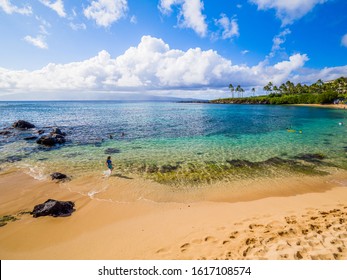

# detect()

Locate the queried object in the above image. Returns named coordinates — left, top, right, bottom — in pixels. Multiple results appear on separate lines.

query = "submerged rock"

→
left=104, top=148, right=121, bottom=154
left=24, top=136, right=38, bottom=140
left=12, top=120, right=35, bottom=129
left=50, top=127, right=66, bottom=136
left=50, top=172, right=69, bottom=181
left=226, top=159, right=257, bottom=168
left=294, top=153, right=325, bottom=163
left=0, top=130, right=12, bottom=136
left=159, top=164, right=180, bottom=173
left=5, top=155, right=23, bottom=163
left=31, top=199, right=75, bottom=218
left=36, top=134, right=66, bottom=146
left=146, top=164, right=159, bottom=173
left=37, top=129, right=45, bottom=135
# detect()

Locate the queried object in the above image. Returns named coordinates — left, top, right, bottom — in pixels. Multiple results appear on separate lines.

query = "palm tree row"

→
left=229, top=84, right=255, bottom=98
left=263, top=77, right=347, bottom=96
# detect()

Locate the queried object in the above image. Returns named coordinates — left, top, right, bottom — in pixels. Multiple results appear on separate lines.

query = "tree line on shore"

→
left=214, top=77, right=347, bottom=105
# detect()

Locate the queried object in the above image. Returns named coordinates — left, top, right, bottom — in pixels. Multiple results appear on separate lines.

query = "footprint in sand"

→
left=156, top=247, right=170, bottom=254
left=229, top=231, right=239, bottom=239
left=204, top=236, right=216, bottom=242
left=248, top=223, right=264, bottom=230
left=180, top=243, right=191, bottom=252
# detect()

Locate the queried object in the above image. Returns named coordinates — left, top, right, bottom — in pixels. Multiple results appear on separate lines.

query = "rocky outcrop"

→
left=36, top=134, right=66, bottom=146
left=31, top=199, right=75, bottom=218
left=12, top=120, right=35, bottom=129
left=36, top=128, right=67, bottom=146
left=51, top=127, right=66, bottom=136
left=50, top=172, right=69, bottom=181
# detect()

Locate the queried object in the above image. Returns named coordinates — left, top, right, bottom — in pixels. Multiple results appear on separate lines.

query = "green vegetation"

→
left=216, top=77, right=347, bottom=105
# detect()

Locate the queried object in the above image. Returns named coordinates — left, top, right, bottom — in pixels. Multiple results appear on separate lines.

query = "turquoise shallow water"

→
left=1, top=101, right=347, bottom=184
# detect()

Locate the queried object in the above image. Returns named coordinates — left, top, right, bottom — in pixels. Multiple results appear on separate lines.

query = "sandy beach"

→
left=1, top=169, right=347, bottom=260
left=292, top=104, right=347, bottom=110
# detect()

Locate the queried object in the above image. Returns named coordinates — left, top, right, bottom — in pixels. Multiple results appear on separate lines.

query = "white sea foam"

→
left=21, top=164, right=48, bottom=181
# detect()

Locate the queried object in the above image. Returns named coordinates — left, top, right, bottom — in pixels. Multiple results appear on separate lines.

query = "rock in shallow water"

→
left=104, top=148, right=121, bottom=154
left=50, top=172, right=69, bottom=181
left=31, top=199, right=75, bottom=218
left=12, top=120, right=35, bottom=129
left=36, top=134, right=66, bottom=146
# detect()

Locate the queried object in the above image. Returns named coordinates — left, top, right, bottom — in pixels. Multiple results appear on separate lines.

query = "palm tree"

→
left=251, top=87, right=255, bottom=96
left=236, top=85, right=242, bottom=98
left=273, top=85, right=279, bottom=93
left=263, top=82, right=273, bottom=94
left=228, top=83, right=235, bottom=98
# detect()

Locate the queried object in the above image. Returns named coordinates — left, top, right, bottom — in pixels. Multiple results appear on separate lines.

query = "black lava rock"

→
left=31, top=199, right=75, bottom=218
left=50, top=172, right=69, bottom=181
left=24, top=136, right=38, bottom=140
left=51, top=127, right=66, bottom=136
left=12, top=120, right=35, bottom=129
left=36, top=134, right=66, bottom=146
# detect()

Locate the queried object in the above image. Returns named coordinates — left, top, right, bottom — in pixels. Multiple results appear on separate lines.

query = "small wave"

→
left=328, top=179, right=347, bottom=187
left=22, top=164, right=48, bottom=181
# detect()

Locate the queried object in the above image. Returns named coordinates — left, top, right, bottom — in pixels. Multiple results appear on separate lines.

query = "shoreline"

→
left=1, top=169, right=347, bottom=260
left=290, top=103, right=347, bottom=109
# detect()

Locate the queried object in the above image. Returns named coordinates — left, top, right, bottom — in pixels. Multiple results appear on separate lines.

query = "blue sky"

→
left=0, top=0, right=347, bottom=100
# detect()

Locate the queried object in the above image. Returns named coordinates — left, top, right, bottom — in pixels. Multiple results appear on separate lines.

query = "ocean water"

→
left=1, top=101, right=347, bottom=185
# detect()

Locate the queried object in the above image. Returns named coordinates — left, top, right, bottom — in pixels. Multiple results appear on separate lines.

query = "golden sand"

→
left=0, top=169, right=347, bottom=260
left=291, top=104, right=347, bottom=110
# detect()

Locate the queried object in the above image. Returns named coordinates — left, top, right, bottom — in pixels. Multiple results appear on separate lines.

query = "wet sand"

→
left=0, top=170, right=347, bottom=260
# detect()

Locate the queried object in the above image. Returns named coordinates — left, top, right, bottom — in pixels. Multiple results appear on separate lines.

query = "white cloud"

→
left=342, top=33, right=347, bottom=47
left=0, top=0, right=32, bottom=15
left=130, top=15, right=137, bottom=24
left=159, top=0, right=207, bottom=37
left=39, top=0, right=66, bottom=17
left=69, top=22, right=87, bottom=31
left=270, top=28, right=291, bottom=57
left=23, top=35, right=48, bottom=49
left=214, top=14, right=239, bottom=40
left=250, top=0, right=327, bottom=25
left=241, top=50, right=249, bottom=55
left=24, top=17, right=51, bottom=49
left=0, top=35, right=346, bottom=98
left=84, top=0, right=128, bottom=27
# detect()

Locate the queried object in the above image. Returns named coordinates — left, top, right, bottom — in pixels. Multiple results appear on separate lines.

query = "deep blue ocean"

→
left=1, top=101, right=347, bottom=183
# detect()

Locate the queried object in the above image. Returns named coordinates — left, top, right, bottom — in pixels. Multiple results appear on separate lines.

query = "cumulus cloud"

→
left=0, top=0, right=32, bottom=15
left=342, top=33, right=347, bottom=47
left=250, top=0, right=327, bottom=25
left=159, top=0, right=207, bottom=37
left=214, top=14, right=239, bottom=40
left=23, top=35, right=48, bottom=49
left=84, top=0, right=128, bottom=27
left=39, top=0, right=66, bottom=17
left=0, top=35, right=346, bottom=99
